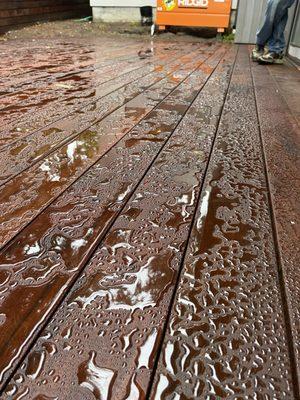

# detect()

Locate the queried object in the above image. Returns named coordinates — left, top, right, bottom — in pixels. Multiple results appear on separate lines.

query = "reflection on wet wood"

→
left=0, top=39, right=299, bottom=399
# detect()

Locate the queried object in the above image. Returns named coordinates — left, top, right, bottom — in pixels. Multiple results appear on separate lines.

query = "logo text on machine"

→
left=178, top=0, right=209, bottom=8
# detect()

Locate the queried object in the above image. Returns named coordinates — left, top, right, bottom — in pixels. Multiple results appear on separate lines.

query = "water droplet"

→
left=25, top=350, right=46, bottom=380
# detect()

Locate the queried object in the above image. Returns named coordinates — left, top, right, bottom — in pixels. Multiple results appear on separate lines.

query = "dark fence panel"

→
left=0, top=0, right=91, bottom=33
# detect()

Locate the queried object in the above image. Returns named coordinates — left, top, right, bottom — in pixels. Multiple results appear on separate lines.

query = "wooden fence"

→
left=0, top=0, right=91, bottom=33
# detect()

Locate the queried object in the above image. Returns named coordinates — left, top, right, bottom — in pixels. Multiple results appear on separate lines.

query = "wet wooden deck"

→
left=0, top=38, right=299, bottom=399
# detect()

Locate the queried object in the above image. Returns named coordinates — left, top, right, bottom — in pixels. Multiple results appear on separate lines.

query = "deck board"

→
left=0, top=38, right=299, bottom=399
left=0, top=43, right=224, bottom=390
left=251, top=58, right=300, bottom=395
left=0, top=47, right=206, bottom=183
left=150, top=45, right=296, bottom=399
left=0, top=44, right=217, bottom=249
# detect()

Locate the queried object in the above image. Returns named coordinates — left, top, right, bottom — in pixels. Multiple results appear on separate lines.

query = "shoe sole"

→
left=252, top=52, right=263, bottom=61
left=258, top=58, right=284, bottom=65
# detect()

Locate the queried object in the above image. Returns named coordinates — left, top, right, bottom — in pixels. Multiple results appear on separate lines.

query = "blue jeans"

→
left=256, top=0, right=295, bottom=53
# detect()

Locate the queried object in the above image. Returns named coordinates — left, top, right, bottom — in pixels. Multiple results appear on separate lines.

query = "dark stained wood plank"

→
left=251, top=58, right=300, bottom=396
left=0, top=47, right=219, bottom=389
left=149, top=45, right=296, bottom=399
left=0, top=46, right=230, bottom=398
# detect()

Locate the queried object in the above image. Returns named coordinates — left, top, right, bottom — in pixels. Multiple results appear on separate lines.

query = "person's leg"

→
left=252, top=0, right=280, bottom=61
left=268, top=0, right=295, bottom=53
left=256, top=0, right=280, bottom=48
left=259, top=0, right=295, bottom=64
left=268, top=10, right=289, bottom=53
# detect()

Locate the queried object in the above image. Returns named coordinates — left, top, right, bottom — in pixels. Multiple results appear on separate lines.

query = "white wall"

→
left=91, top=0, right=238, bottom=23
left=231, top=0, right=238, bottom=10
left=91, top=0, right=236, bottom=9
left=90, top=0, right=156, bottom=6
left=289, top=45, right=300, bottom=60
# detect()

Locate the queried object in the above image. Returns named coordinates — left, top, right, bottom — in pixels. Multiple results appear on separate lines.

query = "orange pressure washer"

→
left=156, top=0, right=232, bottom=33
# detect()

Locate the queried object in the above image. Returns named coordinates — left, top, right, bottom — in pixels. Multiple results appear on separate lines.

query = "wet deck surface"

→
left=0, top=38, right=299, bottom=399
